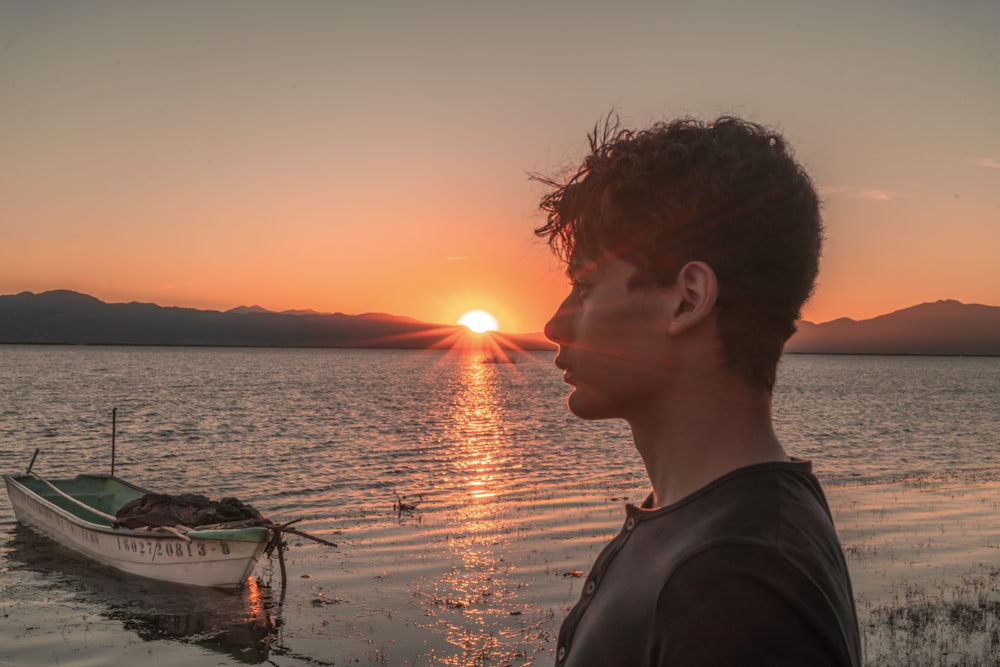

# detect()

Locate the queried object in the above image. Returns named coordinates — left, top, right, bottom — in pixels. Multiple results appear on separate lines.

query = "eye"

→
left=570, top=279, right=592, bottom=298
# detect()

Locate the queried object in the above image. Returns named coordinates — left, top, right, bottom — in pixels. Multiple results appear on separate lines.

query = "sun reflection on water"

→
left=450, top=357, right=507, bottom=501
left=415, top=350, right=538, bottom=665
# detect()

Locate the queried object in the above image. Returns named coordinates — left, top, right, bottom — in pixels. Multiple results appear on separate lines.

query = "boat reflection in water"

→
left=5, top=525, right=279, bottom=664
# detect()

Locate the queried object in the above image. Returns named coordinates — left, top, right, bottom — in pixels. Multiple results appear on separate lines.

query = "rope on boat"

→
left=27, top=473, right=118, bottom=523
left=133, top=524, right=193, bottom=541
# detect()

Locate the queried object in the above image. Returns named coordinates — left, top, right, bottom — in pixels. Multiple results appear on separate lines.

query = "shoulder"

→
left=651, top=543, right=858, bottom=666
left=662, top=462, right=835, bottom=547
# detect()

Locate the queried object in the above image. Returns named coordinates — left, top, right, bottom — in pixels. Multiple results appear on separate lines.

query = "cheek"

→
left=577, top=301, right=658, bottom=351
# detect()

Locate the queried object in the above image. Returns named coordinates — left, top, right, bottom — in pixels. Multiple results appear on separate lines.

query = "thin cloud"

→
left=860, top=189, right=893, bottom=201
left=820, top=186, right=896, bottom=202
left=975, top=157, right=1000, bottom=169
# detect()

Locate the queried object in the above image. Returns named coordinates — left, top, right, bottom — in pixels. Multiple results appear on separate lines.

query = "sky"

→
left=2, top=1, right=998, bottom=334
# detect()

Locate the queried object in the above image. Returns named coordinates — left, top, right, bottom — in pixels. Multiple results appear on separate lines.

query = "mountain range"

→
left=1, top=291, right=998, bottom=356
left=784, top=299, right=1000, bottom=356
left=0, top=290, right=550, bottom=350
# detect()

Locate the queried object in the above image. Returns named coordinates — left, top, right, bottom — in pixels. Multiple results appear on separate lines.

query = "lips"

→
left=554, top=356, right=576, bottom=384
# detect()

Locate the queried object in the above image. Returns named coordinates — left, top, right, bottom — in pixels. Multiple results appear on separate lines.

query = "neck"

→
left=628, top=373, right=787, bottom=508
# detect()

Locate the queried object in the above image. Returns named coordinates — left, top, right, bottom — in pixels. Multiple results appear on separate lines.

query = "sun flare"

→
left=458, top=310, right=499, bottom=334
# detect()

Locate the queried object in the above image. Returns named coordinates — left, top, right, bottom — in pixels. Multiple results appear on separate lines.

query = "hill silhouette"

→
left=0, top=290, right=553, bottom=350
left=2, top=292, right=996, bottom=355
left=785, top=300, right=1000, bottom=356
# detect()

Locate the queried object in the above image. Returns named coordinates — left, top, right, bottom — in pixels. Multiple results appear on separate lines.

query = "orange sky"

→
left=2, top=2, right=998, bottom=333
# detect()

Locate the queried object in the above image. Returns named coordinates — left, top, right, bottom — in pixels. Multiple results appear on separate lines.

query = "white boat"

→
left=3, top=472, right=271, bottom=590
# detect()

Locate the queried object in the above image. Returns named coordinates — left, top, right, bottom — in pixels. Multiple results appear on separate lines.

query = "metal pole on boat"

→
left=26, top=448, right=40, bottom=474
left=111, top=407, right=117, bottom=477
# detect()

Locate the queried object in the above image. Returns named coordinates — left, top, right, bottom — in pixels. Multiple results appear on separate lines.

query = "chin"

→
left=567, top=390, right=621, bottom=421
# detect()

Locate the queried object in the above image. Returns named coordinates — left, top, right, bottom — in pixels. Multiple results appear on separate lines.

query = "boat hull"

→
left=3, top=473, right=270, bottom=590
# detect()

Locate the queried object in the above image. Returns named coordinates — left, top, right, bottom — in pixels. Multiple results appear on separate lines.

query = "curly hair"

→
left=534, top=115, right=822, bottom=391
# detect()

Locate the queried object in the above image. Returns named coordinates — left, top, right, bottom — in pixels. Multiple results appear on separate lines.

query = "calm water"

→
left=1, top=345, right=999, bottom=665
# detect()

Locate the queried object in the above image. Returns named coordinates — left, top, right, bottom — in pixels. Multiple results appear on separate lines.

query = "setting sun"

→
left=458, top=310, right=499, bottom=334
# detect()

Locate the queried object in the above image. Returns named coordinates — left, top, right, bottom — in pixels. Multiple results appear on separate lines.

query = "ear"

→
left=667, top=261, right=718, bottom=334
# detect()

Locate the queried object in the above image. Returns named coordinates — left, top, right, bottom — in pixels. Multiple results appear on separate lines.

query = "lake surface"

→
left=1, top=345, right=999, bottom=665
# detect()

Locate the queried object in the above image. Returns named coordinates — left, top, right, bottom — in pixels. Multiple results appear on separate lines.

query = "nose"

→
left=544, top=295, right=574, bottom=344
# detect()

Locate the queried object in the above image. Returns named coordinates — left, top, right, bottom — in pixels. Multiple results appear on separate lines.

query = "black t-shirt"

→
left=555, top=460, right=861, bottom=666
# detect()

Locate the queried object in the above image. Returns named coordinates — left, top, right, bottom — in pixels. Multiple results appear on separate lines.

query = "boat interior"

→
left=11, top=474, right=146, bottom=526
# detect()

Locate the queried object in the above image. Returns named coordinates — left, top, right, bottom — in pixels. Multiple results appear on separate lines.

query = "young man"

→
left=536, top=116, right=861, bottom=666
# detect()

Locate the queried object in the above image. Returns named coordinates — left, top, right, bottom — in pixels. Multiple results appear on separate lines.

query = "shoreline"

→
left=4, top=477, right=1000, bottom=665
left=828, top=479, right=1000, bottom=665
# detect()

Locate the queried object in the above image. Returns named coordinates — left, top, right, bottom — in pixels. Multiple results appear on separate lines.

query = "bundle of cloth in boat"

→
left=113, top=493, right=266, bottom=529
